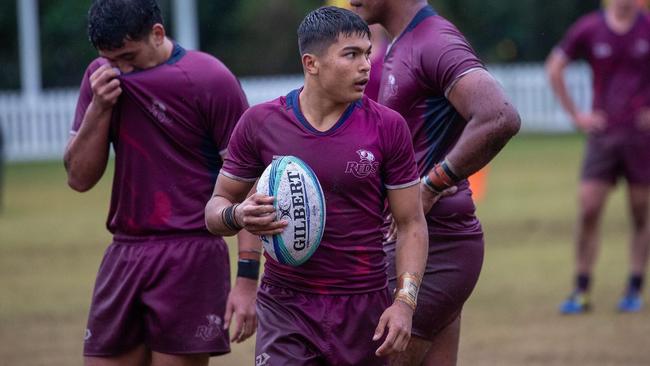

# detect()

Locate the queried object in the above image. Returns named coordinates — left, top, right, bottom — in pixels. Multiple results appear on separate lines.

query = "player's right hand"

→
left=575, top=111, right=606, bottom=134
left=373, top=300, right=413, bottom=357
left=90, top=64, right=122, bottom=111
left=236, top=193, right=288, bottom=236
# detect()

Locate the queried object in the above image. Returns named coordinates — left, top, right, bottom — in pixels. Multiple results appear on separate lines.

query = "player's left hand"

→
left=224, top=277, right=258, bottom=343
left=384, top=184, right=457, bottom=242
left=373, top=300, right=413, bottom=357
left=421, top=184, right=457, bottom=216
left=636, top=107, right=650, bottom=131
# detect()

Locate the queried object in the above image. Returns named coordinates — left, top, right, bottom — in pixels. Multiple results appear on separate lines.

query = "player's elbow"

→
left=495, top=103, right=521, bottom=140
left=67, top=174, right=95, bottom=192
left=65, top=163, right=97, bottom=192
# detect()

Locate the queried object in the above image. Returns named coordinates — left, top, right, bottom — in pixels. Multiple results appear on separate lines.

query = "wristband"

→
left=238, top=249, right=262, bottom=261
left=421, top=175, right=441, bottom=194
left=393, top=272, right=421, bottom=311
left=426, top=159, right=460, bottom=192
left=237, top=259, right=260, bottom=280
left=222, top=204, right=243, bottom=231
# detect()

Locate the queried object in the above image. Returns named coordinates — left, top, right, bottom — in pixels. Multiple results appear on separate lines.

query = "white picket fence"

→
left=0, top=63, right=592, bottom=162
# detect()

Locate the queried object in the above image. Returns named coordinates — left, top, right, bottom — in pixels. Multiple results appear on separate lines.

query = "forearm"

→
left=546, top=52, right=579, bottom=120
left=444, top=106, right=520, bottom=179
left=205, top=194, right=242, bottom=236
left=64, top=101, right=112, bottom=192
left=548, top=70, right=579, bottom=120
left=394, top=215, right=428, bottom=282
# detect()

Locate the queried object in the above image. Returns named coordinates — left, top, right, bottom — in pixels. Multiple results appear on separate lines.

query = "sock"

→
left=576, top=273, right=591, bottom=293
left=628, top=274, right=643, bottom=294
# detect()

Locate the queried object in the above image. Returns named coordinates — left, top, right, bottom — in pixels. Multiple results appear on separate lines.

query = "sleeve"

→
left=419, top=23, right=485, bottom=97
left=381, top=112, right=420, bottom=190
left=71, top=61, right=102, bottom=135
left=205, top=65, right=250, bottom=158
left=220, top=109, right=265, bottom=182
left=557, top=16, right=591, bottom=61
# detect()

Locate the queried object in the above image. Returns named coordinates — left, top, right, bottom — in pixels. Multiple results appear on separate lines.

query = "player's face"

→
left=349, top=0, right=389, bottom=25
left=317, top=34, right=372, bottom=103
left=610, top=0, right=639, bottom=12
left=98, top=25, right=166, bottom=74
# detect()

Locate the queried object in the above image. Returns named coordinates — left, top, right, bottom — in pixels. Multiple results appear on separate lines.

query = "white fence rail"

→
left=0, top=63, right=591, bottom=162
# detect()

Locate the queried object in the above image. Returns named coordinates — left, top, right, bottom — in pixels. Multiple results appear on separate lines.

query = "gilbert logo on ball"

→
left=257, top=156, right=326, bottom=266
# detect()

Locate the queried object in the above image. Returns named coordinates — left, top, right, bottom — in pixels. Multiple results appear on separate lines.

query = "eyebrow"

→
left=341, top=45, right=373, bottom=53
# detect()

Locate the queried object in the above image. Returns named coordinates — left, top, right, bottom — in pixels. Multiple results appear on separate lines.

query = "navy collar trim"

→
left=405, top=5, right=437, bottom=33
left=286, top=88, right=361, bottom=136
left=385, top=5, right=437, bottom=60
left=167, top=43, right=186, bottom=65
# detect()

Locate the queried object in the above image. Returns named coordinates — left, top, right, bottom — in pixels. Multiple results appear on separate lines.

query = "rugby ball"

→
left=256, top=156, right=326, bottom=266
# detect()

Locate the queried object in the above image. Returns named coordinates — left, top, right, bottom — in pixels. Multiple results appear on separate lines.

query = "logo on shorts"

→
left=84, top=328, right=92, bottom=342
left=255, top=353, right=271, bottom=366
left=345, top=149, right=379, bottom=178
left=195, top=314, right=223, bottom=341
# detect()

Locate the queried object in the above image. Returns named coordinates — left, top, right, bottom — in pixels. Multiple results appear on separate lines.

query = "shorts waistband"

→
left=112, top=231, right=221, bottom=244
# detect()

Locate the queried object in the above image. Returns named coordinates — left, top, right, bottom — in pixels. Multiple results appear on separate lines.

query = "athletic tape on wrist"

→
left=394, top=272, right=421, bottom=311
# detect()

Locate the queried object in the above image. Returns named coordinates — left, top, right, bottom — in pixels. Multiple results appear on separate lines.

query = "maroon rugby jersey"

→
left=379, top=6, right=484, bottom=235
left=558, top=10, right=650, bottom=133
left=72, top=44, right=248, bottom=237
left=222, top=89, right=419, bottom=294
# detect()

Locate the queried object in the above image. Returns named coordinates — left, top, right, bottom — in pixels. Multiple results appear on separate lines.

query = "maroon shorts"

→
left=582, top=132, right=650, bottom=185
left=385, top=186, right=484, bottom=340
left=83, top=234, right=231, bottom=357
left=254, top=282, right=390, bottom=366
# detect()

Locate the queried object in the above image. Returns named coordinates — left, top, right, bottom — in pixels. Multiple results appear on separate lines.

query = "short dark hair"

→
left=298, top=6, right=371, bottom=56
left=88, top=0, right=163, bottom=50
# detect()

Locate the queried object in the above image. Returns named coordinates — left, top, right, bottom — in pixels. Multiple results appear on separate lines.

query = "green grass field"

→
left=1, top=134, right=648, bottom=365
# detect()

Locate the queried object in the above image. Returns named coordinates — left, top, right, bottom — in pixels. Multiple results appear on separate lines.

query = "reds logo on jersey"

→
left=382, top=73, right=399, bottom=101
left=345, top=149, right=379, bottom=179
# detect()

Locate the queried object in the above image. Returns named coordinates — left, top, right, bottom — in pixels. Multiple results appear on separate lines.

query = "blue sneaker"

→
left=559, top=292, right=591, bottom=314
left=617, top=292, right=643, bottom=313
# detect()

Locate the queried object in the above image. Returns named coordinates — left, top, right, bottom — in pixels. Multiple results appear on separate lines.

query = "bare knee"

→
left=151, top=351, right=209, bottom=366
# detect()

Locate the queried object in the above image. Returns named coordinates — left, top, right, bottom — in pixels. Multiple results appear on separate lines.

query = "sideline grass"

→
left=0, top=134, right=648, bottom=365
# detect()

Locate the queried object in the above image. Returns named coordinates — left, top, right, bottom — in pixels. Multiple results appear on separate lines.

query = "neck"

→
left=156, top=37, right=174, bottom=65
left=299, top=82, right=351, bottom=132
left=381, top=1, right=428, bottom=39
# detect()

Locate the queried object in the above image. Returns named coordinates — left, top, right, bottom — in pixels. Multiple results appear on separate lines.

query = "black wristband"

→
left=237, top=259, right=260, bottom=280
left=441, top=159, right=461, bottom=182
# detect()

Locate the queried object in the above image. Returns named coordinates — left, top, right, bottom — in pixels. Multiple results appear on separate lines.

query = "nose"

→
left=360, top=55, right=371, bottom=73
left=113, top=61, right=134, bottom=74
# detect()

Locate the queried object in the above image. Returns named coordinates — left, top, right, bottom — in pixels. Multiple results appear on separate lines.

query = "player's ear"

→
left=302, top=53, right=319, bottom=76
left=151, top=23, right=166, bottom=46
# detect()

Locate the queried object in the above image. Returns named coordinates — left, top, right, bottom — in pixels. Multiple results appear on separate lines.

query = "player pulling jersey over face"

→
left=65, top=1, right=252, bottom=364
left=205, top=6, right=428, bottom=365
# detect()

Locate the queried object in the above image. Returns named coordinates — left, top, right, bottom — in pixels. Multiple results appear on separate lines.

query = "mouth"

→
left=353, top=78, right=369, bottom=91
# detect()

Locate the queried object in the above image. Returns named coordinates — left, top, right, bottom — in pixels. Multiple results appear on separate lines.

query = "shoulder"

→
left=414, top=15, right=468, bottom=48
left=239, top=96, right=287, bottom=126
left=569, top=11, right=603, bottom=34
left=179, top=50, right=240, bottom=85
left=360, top=97, right=407, bottom=127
